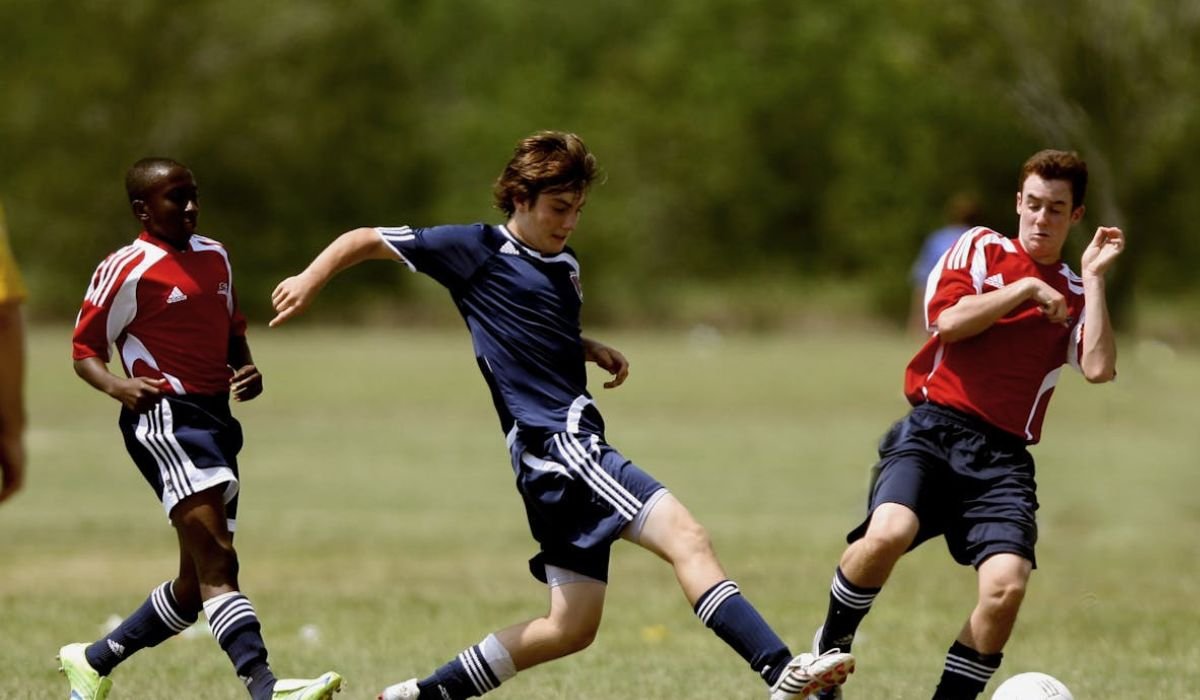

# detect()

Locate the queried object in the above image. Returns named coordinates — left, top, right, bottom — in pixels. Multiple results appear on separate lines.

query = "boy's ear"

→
left=131, top=199, right=149, bottom=221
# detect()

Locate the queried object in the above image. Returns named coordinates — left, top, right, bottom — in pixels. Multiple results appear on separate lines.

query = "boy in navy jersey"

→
left=809, top=151, right=1124, bottom=700
left=63, top=158, right=343, bottom=700
left=270, top=131, right=854, bottom=700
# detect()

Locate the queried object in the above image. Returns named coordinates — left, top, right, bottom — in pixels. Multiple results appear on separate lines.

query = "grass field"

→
left=3, top=325, right=1198, bottom=698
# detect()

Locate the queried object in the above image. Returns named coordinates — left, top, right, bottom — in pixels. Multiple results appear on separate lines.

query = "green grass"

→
left=3, top=326, right=1198, bottom=698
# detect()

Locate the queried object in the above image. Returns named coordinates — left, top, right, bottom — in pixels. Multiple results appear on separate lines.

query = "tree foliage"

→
left=2, top=0, right=1196, bottom=329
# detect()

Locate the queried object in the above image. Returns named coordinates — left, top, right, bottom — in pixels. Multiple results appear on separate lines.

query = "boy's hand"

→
left=1024, top=277, right=1069, bottom=326
left=583, top=337, right=630, bottom=389
left=270, top=274, right=319, bottom=327
left=230, top=364, right=263, bottom=402
left=112, top=377, right=168, bottom=413
left=1081, top=226, right=1125, bottom=279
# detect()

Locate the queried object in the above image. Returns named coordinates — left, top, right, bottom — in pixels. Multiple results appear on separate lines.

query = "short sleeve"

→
left=923, top=227, right=1011, bottom=331
left=73, top=261, right=119, bottom=362
left=377, top=224, right=494, bottom=289
left=72, top=246, right=148, bottom=362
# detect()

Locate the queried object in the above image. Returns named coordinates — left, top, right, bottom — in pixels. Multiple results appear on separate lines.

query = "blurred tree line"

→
left=2, top=0, right=1197, bottom=335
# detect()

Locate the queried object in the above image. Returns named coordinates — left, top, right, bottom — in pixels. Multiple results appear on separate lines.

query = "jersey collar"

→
left=497, top=225, right=579, bottom=270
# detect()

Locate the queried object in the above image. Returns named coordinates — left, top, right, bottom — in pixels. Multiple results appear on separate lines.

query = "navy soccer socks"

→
left=817, top=567, right=880, bottom=654
left=694, top=579, right=793, bottom=686
left=931, top=641, right=1002, bottom=699
left=416, top=634, right=517, bottom=699
left=85, top=580, right=198, bottom=676
left=203, top=591, right=278, bottom=700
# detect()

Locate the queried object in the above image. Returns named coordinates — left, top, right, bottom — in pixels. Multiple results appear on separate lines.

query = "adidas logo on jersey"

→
left=107, top=639, right=126, bottom=657
left=166, top=286, right=188, bottom=304
left=984, top=273, right=1005, bottom=289
left=499, top=241, right=520, bottom=255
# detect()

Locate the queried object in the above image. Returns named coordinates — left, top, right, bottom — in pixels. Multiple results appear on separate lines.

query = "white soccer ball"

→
left=992, top=672, right=1074, bottom=700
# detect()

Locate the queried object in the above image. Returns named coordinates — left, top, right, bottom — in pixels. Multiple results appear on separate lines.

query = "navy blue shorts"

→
left=508, top=429, right=665, bottom=584
left=119, top=394, right=242, bottom=529
left=847, top=403, right=1039, bottom=568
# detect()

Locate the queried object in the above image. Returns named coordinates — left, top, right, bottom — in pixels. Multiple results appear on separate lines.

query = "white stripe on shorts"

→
left=135, top=401, right=238, bottom=519
left=553, top=433, right=641, bottom=520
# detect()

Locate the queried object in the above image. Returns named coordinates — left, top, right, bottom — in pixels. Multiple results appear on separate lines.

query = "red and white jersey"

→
left=905, top=226, right=1088, bottom=444
left=73, top=232, right=247, bottom=396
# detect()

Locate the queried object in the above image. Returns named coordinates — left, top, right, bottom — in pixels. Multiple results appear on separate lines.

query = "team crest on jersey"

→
left=569, top=271, right=583, bottom=300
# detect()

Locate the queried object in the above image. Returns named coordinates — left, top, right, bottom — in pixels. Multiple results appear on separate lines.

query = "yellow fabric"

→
left=0, top=201, right=28, bottom=304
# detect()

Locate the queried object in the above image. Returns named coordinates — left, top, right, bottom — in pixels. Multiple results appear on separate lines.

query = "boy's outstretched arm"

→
left=270, top=227, right=397, bottom=327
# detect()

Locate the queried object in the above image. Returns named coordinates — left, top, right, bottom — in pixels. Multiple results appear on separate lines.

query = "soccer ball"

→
left=992, top=672, right=1073, bottom=699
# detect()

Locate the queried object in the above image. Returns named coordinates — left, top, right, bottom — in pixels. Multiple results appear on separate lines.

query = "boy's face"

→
left=133, top=166, right=199, bottom=247
left=509, top=188, right=586, bottom=255
left=1016, top=173, right=1084, bottom=264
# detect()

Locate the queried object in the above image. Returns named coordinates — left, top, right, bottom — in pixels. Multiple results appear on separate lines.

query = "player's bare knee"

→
left=670, top=518, right=716, bottom=564
left=551, top=617, right=599, bottom=654
left=982, top=578, right=1026, bottom=619
left=860, top=526, right=912, bottom=563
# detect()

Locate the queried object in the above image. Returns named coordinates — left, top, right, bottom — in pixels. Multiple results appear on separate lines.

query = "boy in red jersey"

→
left=810, top=150, right=1124, bottom=700
left=62, top=158, right=342, bottom=700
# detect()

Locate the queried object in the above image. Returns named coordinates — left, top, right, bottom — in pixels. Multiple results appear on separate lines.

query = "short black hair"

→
left=125, top=157, right=190, bottom=203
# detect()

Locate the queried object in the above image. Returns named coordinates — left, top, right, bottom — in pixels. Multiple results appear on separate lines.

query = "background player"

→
left=0, top=199, right=27, bottom=505
left=907, top=192, right=983, bottom=335
left=811, top=150, right=1123, bottom=699
left=270, top=131, right=854, bottom=700
left=63, top=158, right=342, bottom=700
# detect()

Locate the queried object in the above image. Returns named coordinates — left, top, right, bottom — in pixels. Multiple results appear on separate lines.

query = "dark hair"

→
left=1019, top=150, right=1088, bottom=209
left=126, top=157, right=190, bottom=202
left=493, top=132, right=599, bottom=217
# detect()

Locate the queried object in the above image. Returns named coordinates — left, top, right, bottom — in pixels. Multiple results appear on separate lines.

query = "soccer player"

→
left=809, top=150, right=1124, bottom=700
left=0, top=199, right=27, bottom=505
left=62, top=158, right=343, bottom=700
left=269, top=131, right=855, bottom=700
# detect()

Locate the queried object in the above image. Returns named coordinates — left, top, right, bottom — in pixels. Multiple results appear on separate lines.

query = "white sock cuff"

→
left=480, top=633, right=517, bottom=682
left=201, top=591, right=242, bottom=620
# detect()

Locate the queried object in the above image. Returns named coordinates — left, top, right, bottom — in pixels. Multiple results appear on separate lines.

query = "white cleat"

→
left=768, top=649, right=855, bottom=700
left=811, top=626, right=845, bottom=700
left=378, top=677, right=420, bottom=700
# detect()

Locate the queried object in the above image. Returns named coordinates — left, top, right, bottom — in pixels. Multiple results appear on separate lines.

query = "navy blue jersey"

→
left=378, top=224, right=602, bottom=437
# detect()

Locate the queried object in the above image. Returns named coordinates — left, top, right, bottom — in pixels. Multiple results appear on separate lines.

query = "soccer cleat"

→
left=811, top=626, right=844, bottom=700
left=378, top=678, right=420, bottom=700
left=768, top=649, right=855, bottom=700
left=57, top=643, right=113, bottom=700
left=272, top=671, right=345, bottom=700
